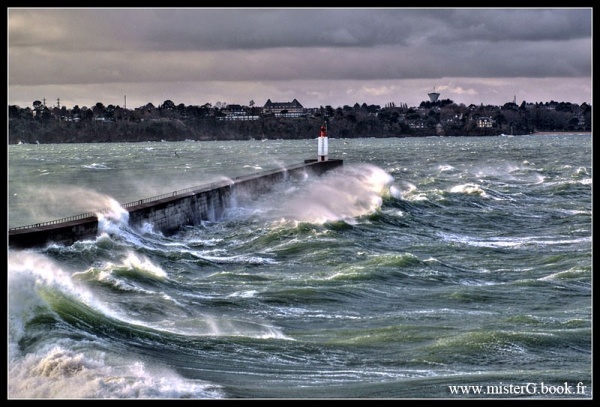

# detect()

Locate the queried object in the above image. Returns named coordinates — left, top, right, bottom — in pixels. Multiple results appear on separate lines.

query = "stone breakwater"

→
left=9, top=159, right=343, bottom=249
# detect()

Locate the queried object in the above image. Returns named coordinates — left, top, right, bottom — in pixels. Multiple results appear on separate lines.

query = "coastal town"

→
left=8, top=92, right=591, bottom=144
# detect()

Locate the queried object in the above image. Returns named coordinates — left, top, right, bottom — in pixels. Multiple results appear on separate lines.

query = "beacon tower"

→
left=318, top=123, right=328, bottom=162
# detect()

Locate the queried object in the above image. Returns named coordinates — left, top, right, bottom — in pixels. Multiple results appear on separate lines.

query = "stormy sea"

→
left=8, top=133, right=592, bottom=399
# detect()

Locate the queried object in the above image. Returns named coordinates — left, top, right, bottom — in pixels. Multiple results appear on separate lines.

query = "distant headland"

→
left=8, top=98, right=591, bottom=144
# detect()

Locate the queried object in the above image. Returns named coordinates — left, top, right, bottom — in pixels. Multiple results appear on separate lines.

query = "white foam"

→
left=448, top=183, right=487, bottom=197
left=9, top=343, right=224, bottom=399
left=266, top=163, right=394, bottom=224
left=96, top=198, right=130, bottom=235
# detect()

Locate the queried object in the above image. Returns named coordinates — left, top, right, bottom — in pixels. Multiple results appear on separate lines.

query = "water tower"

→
left=428, top=87, right=440, bottom=103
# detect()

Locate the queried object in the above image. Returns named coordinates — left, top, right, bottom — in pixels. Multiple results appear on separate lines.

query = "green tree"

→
left=161, top=100, right=176, bottom=110
left=72, top=105, right=81, bottom=118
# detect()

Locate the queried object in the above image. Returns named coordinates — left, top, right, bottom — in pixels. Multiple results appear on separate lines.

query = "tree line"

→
left=8, top=99, right=591, bottom=144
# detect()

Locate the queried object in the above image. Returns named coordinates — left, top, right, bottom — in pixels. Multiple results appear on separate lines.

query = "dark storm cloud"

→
left=8, top=7, right=592, bottom=108
left=144, top=8, right=592, bottom=50
left=10, top=8, right=592, bottom=49
left=428, top=8, right=590, bottom=43
left=93, top=8, right=420, bottom=51
left=9, top=8, right=591, bottom=77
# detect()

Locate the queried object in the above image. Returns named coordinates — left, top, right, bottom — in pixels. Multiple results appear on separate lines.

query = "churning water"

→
left=8, top=134, right=592, bottom=399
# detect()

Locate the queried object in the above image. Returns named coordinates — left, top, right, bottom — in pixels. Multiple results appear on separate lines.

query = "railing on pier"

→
left=8, top=178, right=235, bottom=232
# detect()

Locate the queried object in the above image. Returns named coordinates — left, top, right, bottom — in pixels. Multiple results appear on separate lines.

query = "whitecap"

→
left=448, top=183, right=487, bottom=197
left=9, top=344, right=224, bottom=399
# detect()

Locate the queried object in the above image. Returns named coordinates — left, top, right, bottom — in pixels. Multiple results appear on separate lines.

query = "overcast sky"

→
left=8, top=7, right=592, bottom=110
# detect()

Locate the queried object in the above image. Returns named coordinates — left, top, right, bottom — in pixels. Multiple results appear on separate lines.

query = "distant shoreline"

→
left=532, top=131, right=591, bottom=135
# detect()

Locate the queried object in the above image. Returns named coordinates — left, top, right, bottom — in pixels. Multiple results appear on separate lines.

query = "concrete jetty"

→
left=8, top=159, right=343, bottom=249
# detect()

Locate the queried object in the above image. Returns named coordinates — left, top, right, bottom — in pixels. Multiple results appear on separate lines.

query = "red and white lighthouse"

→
left=318, top=123, right=328, bottom=162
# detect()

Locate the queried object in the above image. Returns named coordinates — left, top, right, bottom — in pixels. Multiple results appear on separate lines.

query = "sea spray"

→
left=265, top=163, right=394, bottom=224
